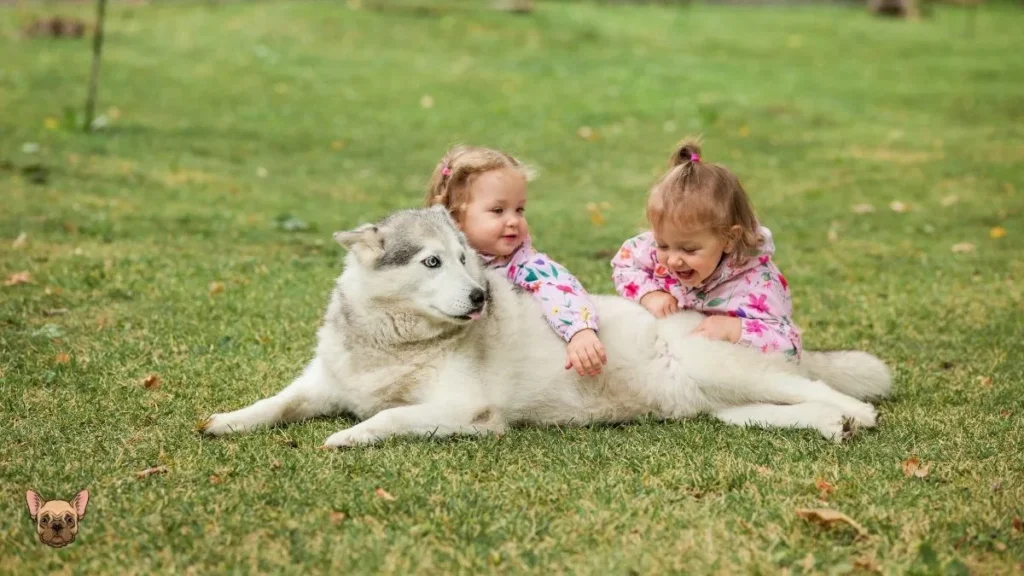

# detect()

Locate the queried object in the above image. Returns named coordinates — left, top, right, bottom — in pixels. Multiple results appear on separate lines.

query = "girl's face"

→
left=653, top=224, right=739, bottom=288
left=459, top=168, right=528, bottom=257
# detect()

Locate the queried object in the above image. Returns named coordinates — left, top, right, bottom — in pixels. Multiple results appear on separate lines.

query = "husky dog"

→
left=201, top=207, right=891, bottom=447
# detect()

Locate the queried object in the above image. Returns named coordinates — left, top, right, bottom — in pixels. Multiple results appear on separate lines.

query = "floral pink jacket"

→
left=610, top=227, right=801, bottom=360
left=484, top=237, right=599, bottom=342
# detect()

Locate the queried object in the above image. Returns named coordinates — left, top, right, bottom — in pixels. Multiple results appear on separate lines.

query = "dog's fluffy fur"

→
left=201, top=207, right=891, bottom=447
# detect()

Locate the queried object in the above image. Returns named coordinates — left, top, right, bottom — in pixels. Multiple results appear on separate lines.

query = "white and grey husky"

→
left=201, top=206, right=891, bottom=447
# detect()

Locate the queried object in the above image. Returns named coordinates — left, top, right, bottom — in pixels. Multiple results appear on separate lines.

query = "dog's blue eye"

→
left=423, top=256, right=441, bottom=268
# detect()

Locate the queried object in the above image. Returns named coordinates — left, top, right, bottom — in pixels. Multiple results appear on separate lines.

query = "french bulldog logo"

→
left=25, top=490, right=89, bottom=548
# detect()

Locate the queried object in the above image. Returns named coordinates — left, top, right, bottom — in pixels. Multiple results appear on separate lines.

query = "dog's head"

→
left=26, top=490, right=89, bottom=548
left=334, top=206, right=489, bottom=324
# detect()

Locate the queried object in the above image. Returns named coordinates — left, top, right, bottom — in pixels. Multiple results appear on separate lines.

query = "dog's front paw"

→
left=842, top=401, right=877, bottom=428
left=322, top=427, right=379, bottom=449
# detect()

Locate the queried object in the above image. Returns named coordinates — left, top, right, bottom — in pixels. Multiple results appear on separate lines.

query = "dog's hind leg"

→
left=201, top=358, right=338, bottom=436
left=685, top=341, right=877, bottom=427
left=322, top=403, right=504, bottom=448
left=713, top=402, right=856, bottom=443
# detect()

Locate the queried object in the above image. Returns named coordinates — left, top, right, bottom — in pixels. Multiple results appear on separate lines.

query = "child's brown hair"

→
left=646, top=137, right=763, bottom=263
left=424, top=145, right=533, bottom=222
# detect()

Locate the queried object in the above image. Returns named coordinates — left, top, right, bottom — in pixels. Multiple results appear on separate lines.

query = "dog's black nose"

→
left=51, top=523, right=62, bottom=530
left=469, top=288, right=485, bottom=308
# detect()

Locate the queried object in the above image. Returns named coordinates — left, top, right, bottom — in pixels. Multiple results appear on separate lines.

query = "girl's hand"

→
left=692, top=315, right=742, bottom=343
left=640, top=291, right=679, bottom=318
left=565, top=329, right=607, bottom=377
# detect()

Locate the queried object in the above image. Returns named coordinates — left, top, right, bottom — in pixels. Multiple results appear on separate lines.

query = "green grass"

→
left=2, top=0, right=1023, bottom=573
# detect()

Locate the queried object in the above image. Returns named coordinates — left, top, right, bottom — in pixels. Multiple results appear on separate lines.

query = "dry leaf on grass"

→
left=142, top=374, right=160, bottom=390
left=136, top=465, right=168, bottom=479
left=854, top=556, right=882, bottom=573
left=270, top=459, right=282, bottom=470
left=754, top=465, right=771, bottom=476
left=990, top=226, right=1007, bottom=239
left=901, top=456, right=932, bottom=478
left=54, top=352, right=71, bottom=364
left=951, top=242, right=975, bottom=254
left=586, top=202, right=605, bottom=226
left=330, top=511, right=347, bottom=525
left=209, top=474, right=223, bottom=485
left=208, top=281, right=225, bottom=296
left=978, top=376, right=993, bottom=388
left=815, top=477, right=836, bottom=500
left=4, top=271, right=33, bottom=286
left=375, top=488, right=396, bottom=501
left=1013, top=517, right=1023, bottom=533
left=889, top=201, right=909, bottom=213
left=851, top=204, right=876, bottom=215
left=795, top=508, right=868, bottom=537
left=12, top=232, right=27, bottom=249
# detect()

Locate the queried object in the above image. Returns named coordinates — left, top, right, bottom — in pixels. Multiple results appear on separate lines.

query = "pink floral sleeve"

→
left=611, top=233, right=670, bottom=303
left=506, top=247, right=599, bottom=342
left=729, top=263, right=802, bottom=360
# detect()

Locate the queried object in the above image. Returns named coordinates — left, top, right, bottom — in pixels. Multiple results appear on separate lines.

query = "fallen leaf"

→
left=136, top=465, right=168, bottom=479
left=1012, top=517, right=1023, bottom=533
left=142, top=374, right=160, bottom=390
left=270, top=459, right=282, bottom=470
left=12, top=232, right=27, bottom=249
left=420, top=94, right=434, bottom=109
left=1000, top=410, right=1011, bottom=419
left=889, top=201, right=909, bottom=213
left=951, top=242, right=975, bottom=254
left=586, top=202, right=605, bottom=226
left=4, top=271, right=33, bottom=286
left=827, top=221, right=840, bottom=242
left=754, top=465, right=771, bottom=476
left=209, top=474, right=223, bottom=485
left=995, top=542, right=1007, bottom=552
left=800, top=552, right=815, bottom=571
left=815, top=477, right=836, bottom=500
left=854, top=556, right=881, bottom=573
left=795, top=508, right=867, bottom=537
left=992, top=482, right=1002, bottom=491
left=330, top=511, right=347, bottom=525
left=576, top=125, right=597, bottom=141
left=54, top=352, right=71, bottom=364
left=375, top=487, right=396, bottom=501
left=990, top=226, right=1007, bottom=239
left=852, top=204, right=876, bottom=215
left=978, top=376, right=993, bottom=388
left=901, top=456, right=932, bottom=478
left=208, top=281, right=225, bottom=296
left=940, top=194, right=959, bottom=207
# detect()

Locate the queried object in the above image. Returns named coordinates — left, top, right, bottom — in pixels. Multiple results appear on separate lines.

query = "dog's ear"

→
left=72, top=490, right=89, bottom=519
left=333, top=223, right=384, bottom=266
left=26, top=490, right=43, bottom=520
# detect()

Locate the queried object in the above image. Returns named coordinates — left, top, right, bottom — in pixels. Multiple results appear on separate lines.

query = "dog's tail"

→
left=801, top=350, right=893, bottom=401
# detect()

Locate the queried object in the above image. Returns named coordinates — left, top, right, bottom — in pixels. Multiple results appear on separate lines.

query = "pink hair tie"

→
left=441, top=164, right=451, bottom=176
left=691, top=154, right=700, bottom=163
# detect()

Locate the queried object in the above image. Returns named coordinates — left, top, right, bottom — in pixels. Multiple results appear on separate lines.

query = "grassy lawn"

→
left=2, top=0, right=1023, bottom=572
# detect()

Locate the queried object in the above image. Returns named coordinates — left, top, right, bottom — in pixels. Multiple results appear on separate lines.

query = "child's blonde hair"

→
left=424, top=145, right=533, bottom=221
left=647, top=137, right=763, bottom=263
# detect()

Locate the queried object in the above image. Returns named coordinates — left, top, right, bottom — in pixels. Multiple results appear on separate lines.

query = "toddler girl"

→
left=426, top=145, right=608, bottom=376
left=611, top=139, right=802, bottom=360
